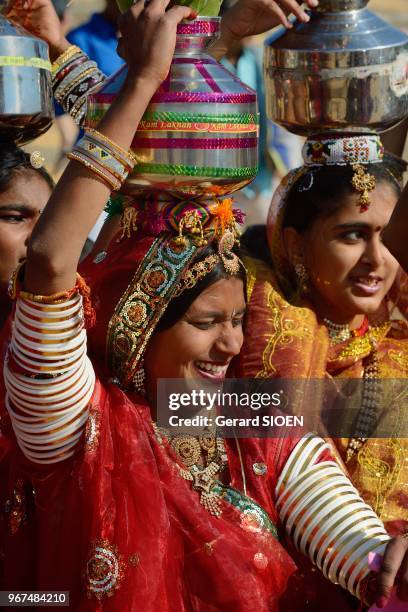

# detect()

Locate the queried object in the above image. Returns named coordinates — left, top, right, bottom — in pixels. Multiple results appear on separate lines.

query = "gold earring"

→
left=294, top=262, right=309, bottom=294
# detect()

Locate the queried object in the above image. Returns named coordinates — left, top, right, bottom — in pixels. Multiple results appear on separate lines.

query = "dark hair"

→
left=156, top=242, right=246, bottom=332
left=240, top=224, right=272, bottom=266
left=283, top=162, right=401, bottom=234
left=0, top=143, right=54, bottom=193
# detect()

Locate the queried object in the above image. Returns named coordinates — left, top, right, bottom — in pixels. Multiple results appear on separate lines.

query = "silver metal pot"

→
left=0, top=10, right=53, bottom=143
left=264, top=0, right=408, bottom=135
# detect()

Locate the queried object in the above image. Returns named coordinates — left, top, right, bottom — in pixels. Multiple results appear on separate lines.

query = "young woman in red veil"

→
left=1, top=2, right=408, bottom=611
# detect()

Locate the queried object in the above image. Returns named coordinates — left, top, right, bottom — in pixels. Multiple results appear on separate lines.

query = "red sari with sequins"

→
left=0, top=378, right=304, bottom=611
left=1, top=228, right=367, bottom=611
left=0, top=233, right=306, bottom=612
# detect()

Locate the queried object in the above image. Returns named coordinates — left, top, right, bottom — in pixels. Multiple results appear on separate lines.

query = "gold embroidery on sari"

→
left=388, top=349, right=408, bottom=371
left=337, top=324, right=390, bottom=361
left=260, top=286, right=313, bottom=378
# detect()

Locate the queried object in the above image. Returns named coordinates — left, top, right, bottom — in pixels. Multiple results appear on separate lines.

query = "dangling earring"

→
left=294, top=262, right=309, bottom=294
left=133, top=363, right=146, bottom=396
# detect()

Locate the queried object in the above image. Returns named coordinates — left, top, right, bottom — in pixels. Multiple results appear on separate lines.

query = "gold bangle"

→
left=85, top=128, right=137, bottom=166
left=67, top=151, right=121, bottom=191
left=19, top=290, right=79, bottom=305
left=51, top=45, right=82, bottom=74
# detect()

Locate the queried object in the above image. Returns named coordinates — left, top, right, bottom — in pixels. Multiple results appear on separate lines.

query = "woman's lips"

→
left=194, top=361, right=229, bottom=381
left=349, top=275, right=383, bottom=295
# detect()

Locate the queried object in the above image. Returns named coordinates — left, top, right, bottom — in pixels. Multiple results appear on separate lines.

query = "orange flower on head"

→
left=209, top=198, right=235, bottom=236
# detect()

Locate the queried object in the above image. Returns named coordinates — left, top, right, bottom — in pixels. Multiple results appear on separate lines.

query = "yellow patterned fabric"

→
left=239, top=256, right=408, bottom=536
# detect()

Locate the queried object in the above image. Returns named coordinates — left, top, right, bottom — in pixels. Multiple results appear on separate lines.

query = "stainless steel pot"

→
left=264, top=0, right=408, bottom=135
left=0, top=7, right=53, bottom=143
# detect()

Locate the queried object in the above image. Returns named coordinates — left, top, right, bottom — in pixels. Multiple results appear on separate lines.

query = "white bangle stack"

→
left=276, top=434, right=390, bottom=600
left=4, top=293, right=95, bottom=464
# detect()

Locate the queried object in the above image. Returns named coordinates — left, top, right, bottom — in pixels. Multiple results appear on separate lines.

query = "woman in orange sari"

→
left=240, top=135, right=408, bottom=540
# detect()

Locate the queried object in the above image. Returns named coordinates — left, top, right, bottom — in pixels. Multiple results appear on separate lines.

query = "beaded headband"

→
left=302, top=135, right=385, bottom=212
left=173, top=227, right=241, bottom=298
left=302, top=135, right=384, bottom=167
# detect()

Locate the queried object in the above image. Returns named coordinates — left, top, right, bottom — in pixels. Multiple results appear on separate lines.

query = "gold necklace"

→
left=154, top=426, right=228, bottom=517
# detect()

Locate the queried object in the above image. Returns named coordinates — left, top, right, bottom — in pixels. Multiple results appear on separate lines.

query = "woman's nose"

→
left=361, top=235, right=385, bottom=268
left=214, top=323, right=243, bottom=358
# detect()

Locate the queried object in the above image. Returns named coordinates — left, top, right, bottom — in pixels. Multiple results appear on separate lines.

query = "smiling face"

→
left=285, top=181, right=399, bottom=325
left=0, top=169, right=51, bottom=294
left=144, top=276, right=246, bottom=395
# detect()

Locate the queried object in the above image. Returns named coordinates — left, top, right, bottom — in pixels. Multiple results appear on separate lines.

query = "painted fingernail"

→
left=376, top=596, right=388, bottom=609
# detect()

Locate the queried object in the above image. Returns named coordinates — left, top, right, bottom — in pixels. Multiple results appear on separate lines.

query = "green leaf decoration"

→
left=116, top=0, right=222, bottom=16
left=168, top=0, right=222, bottom=16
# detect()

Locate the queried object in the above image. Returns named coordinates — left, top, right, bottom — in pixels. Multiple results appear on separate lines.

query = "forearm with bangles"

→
left=25, top=75, right=155, bottom=296
left=4, top=285, right=96, bottom=464
left=52, top=45, right=106, bottom=126
left=277, top=434, right=391, bottom=603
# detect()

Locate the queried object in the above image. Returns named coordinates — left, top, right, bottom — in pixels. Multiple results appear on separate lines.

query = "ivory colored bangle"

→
left=13, top=328, right=85, bottom=355
left=10, top=402, right=90, bottom=437
left=298, top=488, right=371, bottom=556
left=283, top=474, right=352, bottom=537
left=19, top=295, right=82, bottom=315
left=293, top=483, right=358, bottom=549
left=278, top=463, right=340, bottom=519
left=314, top=505, right=379, bottom=568
left=324, top=519, right=386, bottom=581
left=12, top=343, right=86, bottom=374
left=348, top=540, right=388, bottom=598
left=14, top=336, right=86, bottom=363
left=10, top=377, right=94, bottom=418
left=334, top=530, right=389, bottom=590
left=276, top=435, right=390, bottom=601
left=5, top=361, right=89, bottom=404
left=7, top=375, right=92, bottom=419
left=276, top=434, right=330, bottom=497
left=16, top=436, right=81, bottom=462
left=18, top=430, right=84, bottom=455
left=13, top=339, right=85, bottom=361
left=5, top=361, right=87, bottom=396
left=7, top=372, right=93, bottom=415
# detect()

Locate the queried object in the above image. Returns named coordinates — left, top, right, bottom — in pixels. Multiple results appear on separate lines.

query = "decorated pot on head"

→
left=85, top=1, right=259, bottom=199
left=0, top=2, right=53, bottom=143
left=264, top=0, right=408, bottom=135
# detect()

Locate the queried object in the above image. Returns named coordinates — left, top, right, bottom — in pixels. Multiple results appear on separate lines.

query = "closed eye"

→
left=190, top=321, right=215, bottom=330
left=0, top=213, right=25, bottom=223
